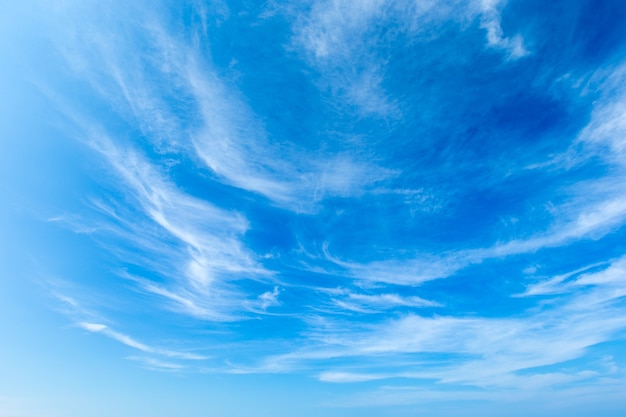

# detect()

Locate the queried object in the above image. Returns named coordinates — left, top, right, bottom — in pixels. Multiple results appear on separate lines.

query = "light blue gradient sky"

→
left=2, top=1, right=626, bottom=416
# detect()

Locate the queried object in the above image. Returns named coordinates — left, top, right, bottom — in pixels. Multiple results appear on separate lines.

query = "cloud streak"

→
left=78, top=322, right=206, bottom=360
left=55, top=7, right=395, bottom=213
left=260, top=254, right=626, bottom=389
left=315, top=65, right=626, bottom=286
left=84, top=132, right=270, bottom=320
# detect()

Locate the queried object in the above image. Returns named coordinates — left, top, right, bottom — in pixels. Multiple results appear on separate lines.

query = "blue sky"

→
left=2, top=0, right=626, bottom=416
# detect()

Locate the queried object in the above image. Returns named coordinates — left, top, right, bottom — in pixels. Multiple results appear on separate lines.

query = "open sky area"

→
left=2, top=0, right=626, bottom=416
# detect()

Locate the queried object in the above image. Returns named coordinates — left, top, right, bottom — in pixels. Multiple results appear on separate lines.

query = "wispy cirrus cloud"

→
left=77, top=322, right=206, bottom=360
left=575, top=64, right=626, bottom=161
left=479, top=0, right=528, bottom=59
left=257, top=254, right=626, bottom=390
left=290, top=0, right=397, bottom=117
left=289, top=0, right=528, bottom=117
left=126, top=356, right=185, bottom=372
left=319, top=191, right=626, bottom=285
left=53, top=5, right=395, bottom=214
left=49, top=289, right=207, bottom=367
left=518, top=254, right=626, bottom=298
left=311, top=286, right=441, bottom=314
left=46, top=109, right=272, bottom=321
left=86, top=133, right=270, bottom=318
left=330, top=291, right=441, bottom=313
left=180, top=49, right=395, bottom=211
left=314, top=62, right=626, bottom=286
left=22, top=2, right=626, bottom=413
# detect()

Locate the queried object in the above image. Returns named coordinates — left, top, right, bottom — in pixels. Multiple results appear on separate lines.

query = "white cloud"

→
left=478, top=0, right=528, bottom=59
left=35, top=2, right=626, bottom=394
left=520, top=255, right=626, bottom=299
left=78, top=322, right=206, bottom=360
left=83, top=133, right=270, bottom=320
left=183, top=51, right=394, bottom=211
left=515, top=261, right=609, bottom=296
left=290, top=0, right=398, bottom=117
left=290, top=0, right=528, bottom=119
left=46, top=112, right=271, bottom=320
left=258, top=286, right=281, bottom=310
left=325, top=287, right=441, bottom=313
left=126, top=356, right=185, bottom=372
left=321, top=242, right=465, bottom=285
left=259, top=254, right=626, bottom=389
left=576, top=64, right=626, bottom=161
left=318, top=371, right=386, bottom=383
left=320, top=76, right=626, bottom=285
left=55, top=9, right=394, bottom=213
left=78, top=322, right=107, bottom=332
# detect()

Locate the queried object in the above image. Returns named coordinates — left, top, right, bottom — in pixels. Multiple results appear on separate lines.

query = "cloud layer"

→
left=17, top=0, right=626, bottom=413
